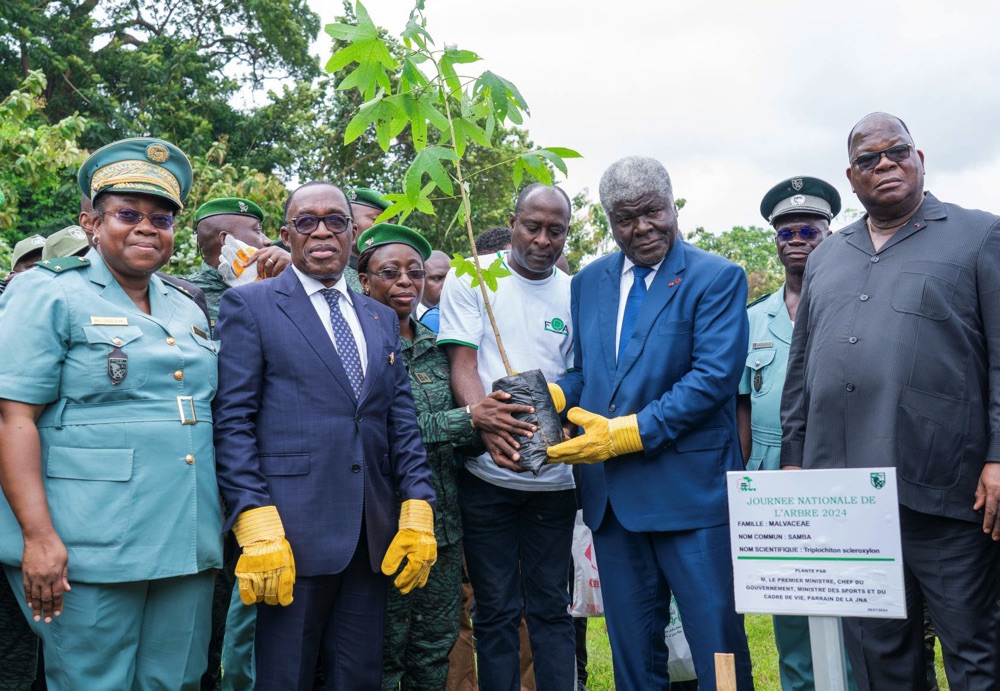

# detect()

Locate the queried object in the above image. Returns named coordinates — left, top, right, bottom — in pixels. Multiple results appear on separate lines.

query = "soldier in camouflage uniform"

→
left=184, top=197, right=290, bottom=324
left=346, top=187, right=394, bottom=293
left=356, top=223, right=536, bottom=690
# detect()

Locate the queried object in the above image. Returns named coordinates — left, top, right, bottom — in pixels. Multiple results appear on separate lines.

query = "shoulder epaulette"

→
left=35, top=256, right=90, bottom=273
left=160, top=275, right=195, bottom=300
left=746, top=292, right=772, bottom=309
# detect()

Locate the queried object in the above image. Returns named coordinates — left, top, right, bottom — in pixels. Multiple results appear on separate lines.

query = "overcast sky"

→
left=307, top=0, right=1000, bottom=233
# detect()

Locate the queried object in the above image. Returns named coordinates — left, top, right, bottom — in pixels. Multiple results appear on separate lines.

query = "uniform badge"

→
left=753, top=370, right=763, bottom=393
left=191, top=325, right=207, bottom=339
left=145, top=144, right=170, bottom=163
left=752, top=341, right=773, bottom=349
left=415, top=371, right=432, bottom=384
left=791, top=178, right=804, bottom=191
left=792, top=195, right=805, bottom=206
left=91, top=316, right=129, bottom=326
left=238, top=201, right=248, bottom=213
left=389, top=352, right=395, bottom=365
left=108, top=345, right=128, bottom=385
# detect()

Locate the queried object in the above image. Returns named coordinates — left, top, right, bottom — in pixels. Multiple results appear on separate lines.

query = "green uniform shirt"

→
left=0, top=250, right=222, bottom=582
left=184, top=261, right=228, bottom=322
left=739, top=286, right=792, bottom=470
left=400, top=319, right=480, bottom=547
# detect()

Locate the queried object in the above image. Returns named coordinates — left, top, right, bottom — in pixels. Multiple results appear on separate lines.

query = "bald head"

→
left=847, top=112, right=912, bottom=156
left=197, top=214, right=269, bottom=268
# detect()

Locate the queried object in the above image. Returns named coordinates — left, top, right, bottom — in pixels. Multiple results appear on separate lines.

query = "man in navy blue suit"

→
left=547, top=157, right=754, bottom=690
left=212, top=181, right=436, bottom=690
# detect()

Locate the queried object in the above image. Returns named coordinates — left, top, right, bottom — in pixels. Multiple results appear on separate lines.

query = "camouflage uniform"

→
left=382, top=319, right=480, bottom=691
left=345, top=258, right=364, bottom=293
left=184, top=261, right=228, bottom=324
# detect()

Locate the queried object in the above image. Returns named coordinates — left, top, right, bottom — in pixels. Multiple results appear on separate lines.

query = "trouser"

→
left=843, top=506, right=1000, bottom=691
left=591, top=504, right=754, bottom=691
left=252, top=534, right=387, bottom=691
left=220, top=582, right=257, bottom=691
left=458, top=470, right=577, bottom=691
left=382, top=541, right=463, bottom=690
left=4, top=567, right=213, bottom=691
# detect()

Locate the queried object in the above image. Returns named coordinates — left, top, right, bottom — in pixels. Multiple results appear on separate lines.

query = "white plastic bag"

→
left=570, top=510, right=604, bottom=617
left=664, top=595, right=697, bottom=681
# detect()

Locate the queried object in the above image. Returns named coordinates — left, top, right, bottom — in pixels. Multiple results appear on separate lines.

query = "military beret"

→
left=42, top=225, right=90, bottom=260
left=78, top=137, right=192, bottom=210
left=195, top=197, right=264, bottom=224
left=11, top=235, right=46, bottom=267
left=760, top=176, right=841, bottom=225
left=357, top=223, right=432, bottom=261
left=347, top=187, right=390, bottom=211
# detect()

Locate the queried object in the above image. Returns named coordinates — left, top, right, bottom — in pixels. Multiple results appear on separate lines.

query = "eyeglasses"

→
left=287, top=214, right=353, bottom=235
left=368, top=268, right=426, bottom=282
left=775, top=227, right=821, bottom=242
left=851, top=144, right=912, bottom=172
left=109, top=208, right=175, bottom=230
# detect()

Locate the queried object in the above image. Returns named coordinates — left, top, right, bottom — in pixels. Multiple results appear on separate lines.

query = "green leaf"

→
left=536, top=149, right=568, bottom=177
left=487, top=255, right=511, bottom=279
left=406, top=146, right=457, bottom=200
left=402, top=18, right=432, bottom=50
left=542, top=146, right=582, bottom=159
left=451, top=256, right=477, bottom=282
left=474, top=70, right=530, bottom=124
left=517, top=152, right=552, bottom=186
left=381, top=193, right=418, bottom=223
left=324, top=1, right=398, bottom=100
left=325, top=23, right=371, bottom=42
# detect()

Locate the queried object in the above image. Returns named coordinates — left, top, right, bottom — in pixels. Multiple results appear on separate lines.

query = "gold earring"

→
left=363, top=287, right=370, bottom=295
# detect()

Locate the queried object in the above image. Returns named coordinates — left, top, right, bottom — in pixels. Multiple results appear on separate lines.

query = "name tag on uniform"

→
left=414, top=372, right=432, bottom=384
left=752, top=341, right=773, bottom=349
left=191, top=325, right=207, bottom=339
left=91, top=316, right=129, bottom=326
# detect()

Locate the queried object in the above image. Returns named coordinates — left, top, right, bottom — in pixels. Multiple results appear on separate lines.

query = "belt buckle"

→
left=177, top=396, right=197, bottom=425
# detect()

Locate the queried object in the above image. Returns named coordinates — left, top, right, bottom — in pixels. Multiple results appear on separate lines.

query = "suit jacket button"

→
left=608, top=403, right=616, bottom=413
left=185, top=454, right=195, bottom=465
left=356, top=415, right=362, bottom=423
left=173, top=370, right=184, bottom=380
left=351, top=464, right=361, bottom=473
left=846, top=383, right=855, bottom=392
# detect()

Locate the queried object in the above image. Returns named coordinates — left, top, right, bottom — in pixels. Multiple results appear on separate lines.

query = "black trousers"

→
left=843, top=506, right=1000, bottom=691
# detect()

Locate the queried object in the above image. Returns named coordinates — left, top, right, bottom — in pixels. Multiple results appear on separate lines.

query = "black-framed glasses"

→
left=775, top=227, right=821, bottom=242
left=110, top=208, right=175, bottom=230
left=287, top=213, right=353, bottom=235
left=852, top=144, right=912, bottom=172
left=368, top=268, right=426, bottom=282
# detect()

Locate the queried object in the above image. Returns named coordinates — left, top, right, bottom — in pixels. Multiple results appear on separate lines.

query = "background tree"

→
left=687, top=224, right=784, bottom=301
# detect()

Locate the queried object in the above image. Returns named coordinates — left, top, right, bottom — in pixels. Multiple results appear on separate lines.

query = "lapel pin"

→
left=389, top=352, right=395, bottom=365
left=668, top=278, right=682, bottom=288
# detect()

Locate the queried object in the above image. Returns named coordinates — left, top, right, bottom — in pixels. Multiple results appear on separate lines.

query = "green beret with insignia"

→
left=358, top=223, right=432, bottom=261
left=760, top=176, right=841, bottom=226
left=43, top=225, right=90, bottom=261
left=195, top=197, right=264, bottom=224
left=78, top=137, right=192, bottom=210
left=348, top=187, right=390, bottom=211
left=11, top=235, right=46, bottom=268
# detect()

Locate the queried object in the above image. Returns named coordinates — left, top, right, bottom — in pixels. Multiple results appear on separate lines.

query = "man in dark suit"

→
left=212, top=181, right=436, bottom=690
left=781, top=112, right=1000, bottom=690
left=546, top=156, right=753, bottom=690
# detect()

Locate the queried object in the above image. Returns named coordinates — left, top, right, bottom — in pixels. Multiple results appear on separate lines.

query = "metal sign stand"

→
left=808, top=616, right=849, bottom=691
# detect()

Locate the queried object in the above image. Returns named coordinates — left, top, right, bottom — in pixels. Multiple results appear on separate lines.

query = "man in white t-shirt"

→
left=438, top=183, right=576, bottom=691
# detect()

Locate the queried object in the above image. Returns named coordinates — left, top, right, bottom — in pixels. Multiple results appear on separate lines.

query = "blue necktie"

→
left=321, top=288, right=364, bottom=398
left=618, top=266, right=652, bottom=363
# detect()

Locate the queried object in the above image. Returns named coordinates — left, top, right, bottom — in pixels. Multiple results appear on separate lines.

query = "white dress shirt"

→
left=292, top=265, right=368, bottom=374
left=615, top=255, right=665, bottom=359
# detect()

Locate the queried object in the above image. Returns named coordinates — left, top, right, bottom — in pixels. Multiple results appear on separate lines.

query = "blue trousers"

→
left=458, top=469, right=577, bottom=691
left=4, top=567, right=213, bottom=691
left=592, top=505, right=754, bottom=691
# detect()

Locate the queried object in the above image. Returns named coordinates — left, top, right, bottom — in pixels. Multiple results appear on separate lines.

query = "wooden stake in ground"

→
left=714, top=652, right=737, bottom=691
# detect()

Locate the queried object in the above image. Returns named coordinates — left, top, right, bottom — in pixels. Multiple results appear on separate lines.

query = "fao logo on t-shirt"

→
left=544, top=317, right=569, bottom=335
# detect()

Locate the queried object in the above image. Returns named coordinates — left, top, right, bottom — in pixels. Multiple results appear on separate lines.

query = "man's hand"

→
left=382, top=499, right=437, bottom=593
left=481, top=431, right=526, bottom=472
left=973, top=462, right=1000, bottom=540
left=21, top=531, right=70, bottom=623
left=246, top=246, right=291, bottom=278
left=470, top=390, right=536, bottom=437
left=546, top=407, right=643, bottom=465
left=232, top=506, right=296, bottom=606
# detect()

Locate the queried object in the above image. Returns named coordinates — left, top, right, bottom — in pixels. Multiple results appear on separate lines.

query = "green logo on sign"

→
left=739, top=476, right=755, bottom=492
left=870, top=472, right=886, bottom=489
left=544, top=317, right=569, bottom=335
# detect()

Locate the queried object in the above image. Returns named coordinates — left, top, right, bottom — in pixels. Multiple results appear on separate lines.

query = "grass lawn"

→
left=583, top=615, right=951, bottom=689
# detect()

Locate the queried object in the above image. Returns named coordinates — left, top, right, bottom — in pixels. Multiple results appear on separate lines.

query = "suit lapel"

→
left=598, top=254, right=624, bottom=377
left=354, top=295, right=385, bottom=405
left=275, top=271, right=357, bottom=402
left=613, top=241, right=688, bottom=395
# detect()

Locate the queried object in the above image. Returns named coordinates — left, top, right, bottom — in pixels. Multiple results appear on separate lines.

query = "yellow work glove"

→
left=381, top=499, right=437, bottom=594
left=232, top=505, right=296, bottom=606
left=546, top=407, right=643, bottom=465
left=548, top=383, right=566, bottom=414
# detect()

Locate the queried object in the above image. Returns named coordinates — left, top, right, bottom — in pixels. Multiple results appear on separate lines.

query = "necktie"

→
left=321, top=288, right=364, bottom=398
left=618, top=266, right=652, bottom=363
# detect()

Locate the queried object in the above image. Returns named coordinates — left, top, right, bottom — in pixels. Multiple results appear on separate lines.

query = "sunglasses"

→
left=775, top=227, right=821, bottom=242
left=368, top=268, right=426, bottom=282
left=851, top=144, right=912, bottom=172
left=109, top=208, right=175, bottom=230
left=287, top=213, right=353, bottom=235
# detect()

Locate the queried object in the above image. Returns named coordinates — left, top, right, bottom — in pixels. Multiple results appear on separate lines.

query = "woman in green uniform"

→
left=0, top=137, right=222, bottom=689
left=357, top=223, right=534, bottom=690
